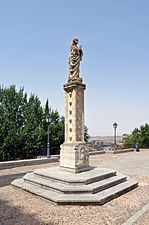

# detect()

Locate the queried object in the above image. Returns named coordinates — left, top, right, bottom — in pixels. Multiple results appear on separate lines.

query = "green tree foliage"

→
left=49, top=111, right=64, bottom=151
left=0, top=86, right=64, bottom=161
left=22, top=94, right=45, bottom=159
left=0, top=85, right=26, bottom=160
left=123, top=123, right=149, bottom=148
left=0, top=85, right=45, bottom=160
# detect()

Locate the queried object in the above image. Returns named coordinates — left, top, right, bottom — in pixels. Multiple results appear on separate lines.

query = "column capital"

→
left=64, top=81, right=86, bottom=92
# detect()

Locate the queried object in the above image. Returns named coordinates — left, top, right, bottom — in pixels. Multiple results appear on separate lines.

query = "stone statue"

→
left=68, top=38, right=83, bottom=82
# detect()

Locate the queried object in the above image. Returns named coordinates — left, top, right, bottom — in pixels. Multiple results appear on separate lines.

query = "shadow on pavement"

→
left=0, top=198, right=53, bottom=225
left=0, top=173, right=26, bottom=188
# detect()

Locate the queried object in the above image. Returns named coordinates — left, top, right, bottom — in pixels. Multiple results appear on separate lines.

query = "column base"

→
left=60, top=142, right=90, bottom=173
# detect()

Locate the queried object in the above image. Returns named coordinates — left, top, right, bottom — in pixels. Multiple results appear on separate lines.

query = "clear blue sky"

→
left=0, top=0, right=149, bottom=136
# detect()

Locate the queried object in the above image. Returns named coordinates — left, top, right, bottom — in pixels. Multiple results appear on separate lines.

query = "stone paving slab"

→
left=94, top=154, right=149, bottom=176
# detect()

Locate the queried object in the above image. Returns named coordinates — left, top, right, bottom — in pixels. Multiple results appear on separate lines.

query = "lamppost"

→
left=113, top=122, right=118, bottom=147
left=46, top=114, right=51, bottom=158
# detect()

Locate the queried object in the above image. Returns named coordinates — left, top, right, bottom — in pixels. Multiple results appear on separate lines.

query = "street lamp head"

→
left=113, top=122, right=118, bottom=129
left=46, top=114, right=51, bottom=124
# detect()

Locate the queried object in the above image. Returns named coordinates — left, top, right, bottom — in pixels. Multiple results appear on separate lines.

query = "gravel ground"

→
left=0, top=152, right=149, bottom=225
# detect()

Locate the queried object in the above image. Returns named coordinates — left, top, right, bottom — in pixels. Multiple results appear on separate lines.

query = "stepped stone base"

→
left=11, top=166, right=138, bottom=205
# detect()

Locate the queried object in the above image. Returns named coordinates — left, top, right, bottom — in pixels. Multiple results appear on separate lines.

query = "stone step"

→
left=24, top=172, right=127, bottom=194
left=56, top=178, right=138, bottom=205
left=33, top=166, right=116, bottom=184
left=95, top=177, right=138, bottom=205
left=11, top=177, right=138, bottom=205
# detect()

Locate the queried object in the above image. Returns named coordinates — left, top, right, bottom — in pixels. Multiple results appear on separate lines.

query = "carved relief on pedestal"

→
left=75, top=144, right=89, bottom=168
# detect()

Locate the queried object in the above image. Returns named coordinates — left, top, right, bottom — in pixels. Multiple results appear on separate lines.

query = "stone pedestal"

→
left=60, top=81, right=90, bottom=173
left=60, top=142, right=89, bottom=173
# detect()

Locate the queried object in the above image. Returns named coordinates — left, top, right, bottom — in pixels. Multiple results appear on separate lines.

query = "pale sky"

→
left=0, top=0, right=149, bottom=136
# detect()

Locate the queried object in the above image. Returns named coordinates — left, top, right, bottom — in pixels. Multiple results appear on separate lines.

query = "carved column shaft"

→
left=64, top=81, right=86, bottom=143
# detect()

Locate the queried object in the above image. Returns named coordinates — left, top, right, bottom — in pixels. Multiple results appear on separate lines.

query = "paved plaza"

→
left=93, top=151, right=149, bottom=177
left=0, top=151, right=149, bottom=225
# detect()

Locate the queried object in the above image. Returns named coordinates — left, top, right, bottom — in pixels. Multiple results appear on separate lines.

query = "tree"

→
left=123, top=123, right=149, bottom=149
left=139, top=124, right=149, bottom=148
left=0, top=85, right=45, bottom=160
left=0, top=85, right=27, bottom=160
left=21, top=94, right=45, bottom=158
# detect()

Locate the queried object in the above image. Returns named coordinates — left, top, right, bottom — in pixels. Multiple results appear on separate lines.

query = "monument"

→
left=12, top=38, right=138, bottom=205
left=60, top=38, right=89, bottom=173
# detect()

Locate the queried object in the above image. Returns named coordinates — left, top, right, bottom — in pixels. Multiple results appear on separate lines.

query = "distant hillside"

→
left=89, top=136, right=123, bottom=143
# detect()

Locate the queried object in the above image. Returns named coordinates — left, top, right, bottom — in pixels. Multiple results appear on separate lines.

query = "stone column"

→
left=60, top=81, right=90, bottom=173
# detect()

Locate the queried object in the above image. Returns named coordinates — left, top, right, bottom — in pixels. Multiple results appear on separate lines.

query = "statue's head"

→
left=73, top=38, right=79, bottom=45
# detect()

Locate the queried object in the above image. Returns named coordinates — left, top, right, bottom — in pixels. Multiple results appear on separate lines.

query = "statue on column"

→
left=68, top=38, right=83, bottom=82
